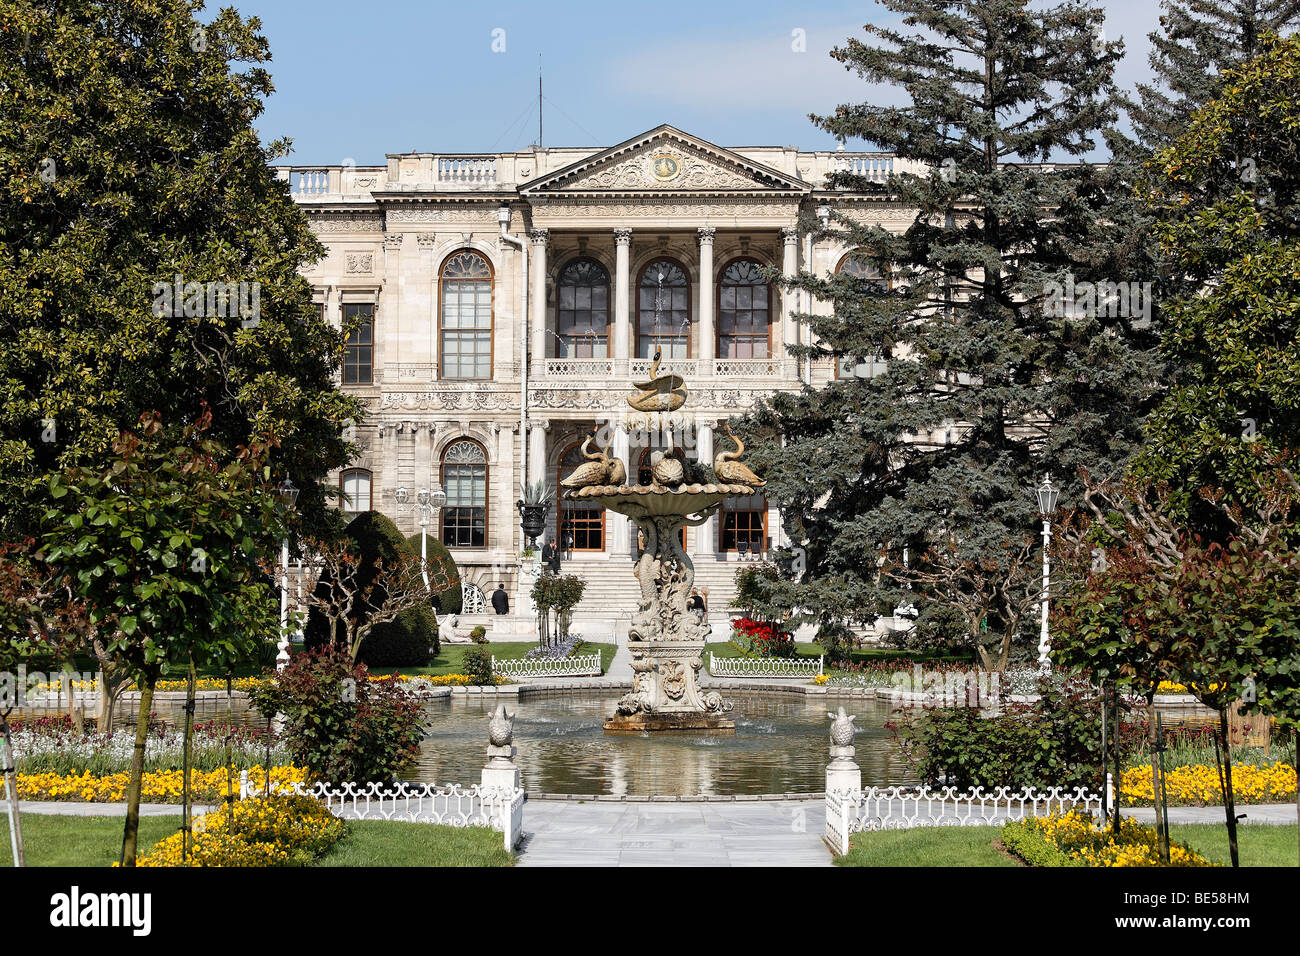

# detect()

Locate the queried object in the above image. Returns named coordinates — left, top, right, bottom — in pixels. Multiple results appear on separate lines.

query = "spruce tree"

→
left=742, top=0, right=1161, bottom=667
left=1127, top=0, right=1300, bottom=155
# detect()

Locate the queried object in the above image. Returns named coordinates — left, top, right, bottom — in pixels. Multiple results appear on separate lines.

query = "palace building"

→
left=277, top=124, right=925, bottom=636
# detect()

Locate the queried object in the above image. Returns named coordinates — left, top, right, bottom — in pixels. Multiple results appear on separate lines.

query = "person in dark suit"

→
left=540, top=535, right=560, bottom=573
left=491, top=584, right=509, bottom=615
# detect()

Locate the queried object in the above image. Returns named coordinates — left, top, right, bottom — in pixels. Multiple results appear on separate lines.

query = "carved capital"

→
left=416, top=233, right=437, bottom=249
left=613, top=227, right=633, bottom=247
left=780, top=225, right=799, bottom=244
left=697, top=226, right=716, bottom=246
left=383, top=233, right=404, bottom=251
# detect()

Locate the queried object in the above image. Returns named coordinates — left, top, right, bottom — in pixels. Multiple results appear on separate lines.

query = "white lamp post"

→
left=1035, top=473, right=1060, bottom=676
left=395, top=483, right=447, bottom=591
left=276, top=478, right=300, bottom=671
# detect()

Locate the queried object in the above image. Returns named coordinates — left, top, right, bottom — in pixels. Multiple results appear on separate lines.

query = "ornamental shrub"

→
left=890, top=681, right=1109, bottom=792
left=250, top=645, right=425, bottom=783
left=135, top=794, right=346, bottom=867
left=358, top=602, right=437, bottom=668
left=731, top=617, right=794, bottom=658
left=461, top=647, right=494, bottom=686
left=470, top=625, right=488, bottom=644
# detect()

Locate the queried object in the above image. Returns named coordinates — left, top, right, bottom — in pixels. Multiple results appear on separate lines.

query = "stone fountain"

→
left=561, top=349, right=766, bottom=733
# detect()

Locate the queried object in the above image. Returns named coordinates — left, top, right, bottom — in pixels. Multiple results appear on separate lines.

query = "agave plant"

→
left=518, top=480, right=555, bottom=507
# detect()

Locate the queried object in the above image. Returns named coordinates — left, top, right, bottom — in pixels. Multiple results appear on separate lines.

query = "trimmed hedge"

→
left=1000, top=820, right=1078, bottom=867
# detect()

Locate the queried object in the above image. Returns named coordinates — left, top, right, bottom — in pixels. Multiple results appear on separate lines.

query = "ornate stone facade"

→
left=280, top=124, right=923, bottom=633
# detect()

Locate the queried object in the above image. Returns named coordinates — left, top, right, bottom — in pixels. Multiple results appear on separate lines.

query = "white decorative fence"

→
left=240, top=776, right=525, bottom=850
left=493, top=653, right=602, bottom=679
left=825, top=786, right=1103, bottom=856
left=708, top=653, right=824, bottom=678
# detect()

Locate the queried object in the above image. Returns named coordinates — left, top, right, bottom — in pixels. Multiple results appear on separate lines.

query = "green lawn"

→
left=1, top=813, right=513, bottom=867
left=837, top=823, right=1299, bottom=867
left=837, top=826, right=1019, bottom=867
left=0, top=813, right=180, bottom=866
left=317, top=821, right=513, bottom=866
left=389, top=640, right=615, bottom=677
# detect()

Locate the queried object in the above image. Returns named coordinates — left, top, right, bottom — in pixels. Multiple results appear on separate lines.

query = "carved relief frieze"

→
left=309, top=213, right=383, bottom=234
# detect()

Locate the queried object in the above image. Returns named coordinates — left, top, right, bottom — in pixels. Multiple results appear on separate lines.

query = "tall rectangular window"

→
left=440, top=251, right=493, bottom=379
left=342, top=303, right=374, bottom=384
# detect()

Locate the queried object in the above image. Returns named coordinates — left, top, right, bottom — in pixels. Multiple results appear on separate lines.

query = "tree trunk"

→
left=1294, top=729, right=1298, bottom=869
left=1, top=711, right=25, bottom=867
left=181, top=652, right=197, bottom=861
left=1146, top=694, right=1167, bottom=861
left=1218, top=708, right=1240, bottom=867
left=119, top=676, right=155, bottom=867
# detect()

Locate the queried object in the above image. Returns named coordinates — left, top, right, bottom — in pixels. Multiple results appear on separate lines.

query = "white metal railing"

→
left=824, top=785, right=1103, bottom=855
left=492, top=653, right=602, bottom=679
left=708, top=653, right=823, bottom=678
left=437, top=156, right=498, bottom=186
left=239, top=776, right=525, bottom=850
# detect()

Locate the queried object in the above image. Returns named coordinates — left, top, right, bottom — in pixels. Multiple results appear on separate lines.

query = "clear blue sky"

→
left=236, top=0, right=1165, bottom=165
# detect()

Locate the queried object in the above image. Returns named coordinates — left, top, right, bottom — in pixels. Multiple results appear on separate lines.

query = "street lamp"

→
left=395, top=483, right=445, bottom=590
left=275, top=478, right=300, bottom=671
left=1035, top=473, right=1060, bottom=676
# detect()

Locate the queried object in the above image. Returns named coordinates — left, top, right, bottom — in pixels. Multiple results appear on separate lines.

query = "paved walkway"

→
left=516, top=798, right=831, bottom=867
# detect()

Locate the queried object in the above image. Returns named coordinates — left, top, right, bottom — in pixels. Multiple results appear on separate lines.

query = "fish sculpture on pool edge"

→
left=488, top=703, right=515, bottom=747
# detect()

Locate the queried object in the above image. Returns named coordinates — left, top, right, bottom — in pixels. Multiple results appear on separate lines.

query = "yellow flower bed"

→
left=1015, top=810, right=1216, bottom=867
left=133, top=794, right=346, bottom=867
left=1120, top=762, right=1296, bottom=807
left=811, top=675, right=830, bottom=686
left=11, top=765, right=309, bottom=803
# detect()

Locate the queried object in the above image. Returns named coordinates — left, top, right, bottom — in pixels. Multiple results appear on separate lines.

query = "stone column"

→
left=380, top=233, right=404, bottom=380
left=529, top=229, right=549, bottom=367
left=613, top=228, right=632, bottom=361
left=611, top=420, right=631, bottom=555
left=528, top=418, right=548, bottom=487
left=417, top=234, right=437, bottom=375
left=697, top=227, right=716, bottom=367
left=780, top=227, right=799, bottom=364
left=696, top=422, right=715, bottom=555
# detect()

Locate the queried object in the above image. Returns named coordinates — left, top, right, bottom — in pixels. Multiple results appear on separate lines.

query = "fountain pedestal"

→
left=566, top=483, right=755, bottom=734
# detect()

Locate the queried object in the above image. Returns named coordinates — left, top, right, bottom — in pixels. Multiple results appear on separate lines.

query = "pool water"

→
left=412, top=692, right=917, bottom=796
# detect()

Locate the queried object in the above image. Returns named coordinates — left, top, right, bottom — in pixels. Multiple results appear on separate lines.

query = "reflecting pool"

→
left=413, top=691, right=917, bottom=796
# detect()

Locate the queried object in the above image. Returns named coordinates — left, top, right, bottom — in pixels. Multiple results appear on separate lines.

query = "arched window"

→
left=637, top=258, right=690, bottom=358
left=835, top=252, right=889, bottom=379
left=339, top=468, right=372, bottom=513
left=718, top=259, right=771, bottom=359
left=440, top=250, right=493, bottom=380
left=720, top=491, right=767, bottom=554
left=441, top=439, right=487, bottom=548
left=556, top=259, right=610, bottom=358
left=557, top=442, right=606, bottom=552
left=837, top=251, right=888, bottom=290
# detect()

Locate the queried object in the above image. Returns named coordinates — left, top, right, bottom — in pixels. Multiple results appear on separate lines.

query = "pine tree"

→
left=1127, top=0, right=1300, bottom=155
left=742, top=0, right=1162, bottom=668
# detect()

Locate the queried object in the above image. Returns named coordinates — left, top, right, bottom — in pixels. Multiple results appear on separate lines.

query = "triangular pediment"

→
left=520, top=125, right=808, bottom=196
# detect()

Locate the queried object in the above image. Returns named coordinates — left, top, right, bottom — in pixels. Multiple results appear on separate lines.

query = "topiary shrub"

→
left=304, top=512, right=438, bottom=665
left=408, top=531, right=461, bottom=614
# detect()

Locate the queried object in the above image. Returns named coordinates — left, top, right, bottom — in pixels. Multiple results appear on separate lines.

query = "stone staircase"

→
left=556, top=551, right=752, bottom=642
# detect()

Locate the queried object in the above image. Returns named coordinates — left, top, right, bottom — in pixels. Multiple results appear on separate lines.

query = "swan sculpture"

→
left=713, top=424, right=766, bottom=487
left=628, top=347, right=687, bottom=412
left=560, top=430, right=615, bottom=488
